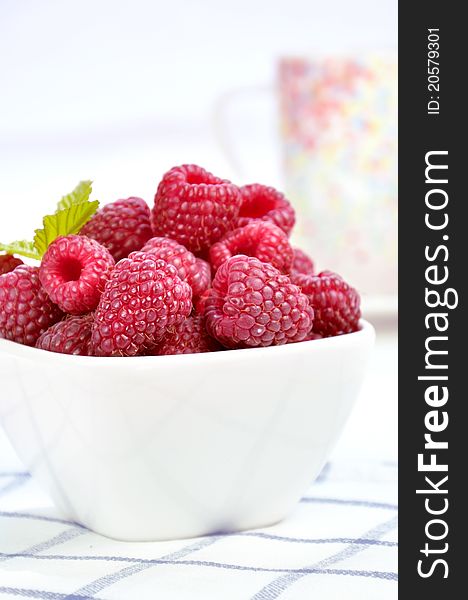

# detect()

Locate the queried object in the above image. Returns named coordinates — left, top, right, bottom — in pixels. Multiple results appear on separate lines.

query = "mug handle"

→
left=211, top=84, right=276, bottom=179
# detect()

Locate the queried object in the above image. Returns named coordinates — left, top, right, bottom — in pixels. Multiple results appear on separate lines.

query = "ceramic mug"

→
left=214, top=54, right=397, bottom=300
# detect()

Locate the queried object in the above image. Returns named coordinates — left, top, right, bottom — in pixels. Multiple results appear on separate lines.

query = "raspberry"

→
left=205, top=255, right=314, bottom=348
left=292, top=248, right=315, bottom=275
left=141, top=237, right=211, bottom=298
left=209, top=222, right=293, bottom=274
left=0, top=254, right=23, bottom=275
left=39, top=235, right=115, bottom=315
left=151, top=164, right=242, bottom=254
left=237, top=184, right=295, bottom=235
left=304, top=331, right=323, bottom=341
left=36, top=314, right=93, bottom=355
left=194, top=258, right=212, bottom=296
left=0, top=266, right=63, bottom=346
left=292, top=271, right=361, bottom=337
left=154, top=315, right=221, bottom=355
left=194, top=288, right=211, bottom=315
left=80, top=197, right=152, bottom=262
left=90, top=251, right=192, bottom=356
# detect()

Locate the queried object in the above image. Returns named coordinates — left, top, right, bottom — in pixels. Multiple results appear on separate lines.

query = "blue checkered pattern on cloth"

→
left=0, top=460, right=397, bottom=599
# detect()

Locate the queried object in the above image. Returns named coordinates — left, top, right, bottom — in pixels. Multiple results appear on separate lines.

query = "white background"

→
left=0, top=0, right=397, bottom=239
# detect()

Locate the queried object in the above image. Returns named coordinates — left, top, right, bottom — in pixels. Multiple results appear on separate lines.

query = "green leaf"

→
left=0, top=180, right=98, bottom=261
left=33, top=200, right=99, bottom=257
left=0, top=240, right=41, bottom=260
left=56, top=180, right=93, bottom=211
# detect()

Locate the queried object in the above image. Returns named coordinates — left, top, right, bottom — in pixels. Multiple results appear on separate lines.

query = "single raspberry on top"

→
left=292, top=270, right=361, bottom=337
left=151, top=164, right=242, bottom=254
left=154, top=315, right=221, bottom=355
left=90, top=251, right=192, bottom=357
left=39, top=235, right=115, bottom=315
left=292, top=248, right=315, bottom=275
left=141, top=237, right=211, bottom=298
left=0, top=254, right=23, bottom=275
left=80, top=197, right=153, bottom=262
left=237, top=184, right=295, bottom=236
left=0, top=265, right=63, bottom=346
left=209, top=221, right=294, bottom=274
left=36, top=314, right=93, bottom=356
left=205, top=255, right=314, bottom=348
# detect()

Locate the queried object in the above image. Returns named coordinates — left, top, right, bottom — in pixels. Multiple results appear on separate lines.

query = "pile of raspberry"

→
left=0, top=164, right=361, bottom=357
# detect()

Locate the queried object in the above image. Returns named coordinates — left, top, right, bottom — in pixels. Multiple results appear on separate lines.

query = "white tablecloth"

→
left=0, top=458, right=397, bottom=600
left=0, top=326, right=398, bottom=599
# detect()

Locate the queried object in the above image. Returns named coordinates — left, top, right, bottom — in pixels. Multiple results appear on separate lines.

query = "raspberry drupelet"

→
left=154, top=315, right=221, bottom=355
left=194, top=288, right=211, bottom=315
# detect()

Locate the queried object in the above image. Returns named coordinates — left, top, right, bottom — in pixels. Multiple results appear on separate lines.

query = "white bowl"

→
left=0, top=320, right=374, bottom=541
